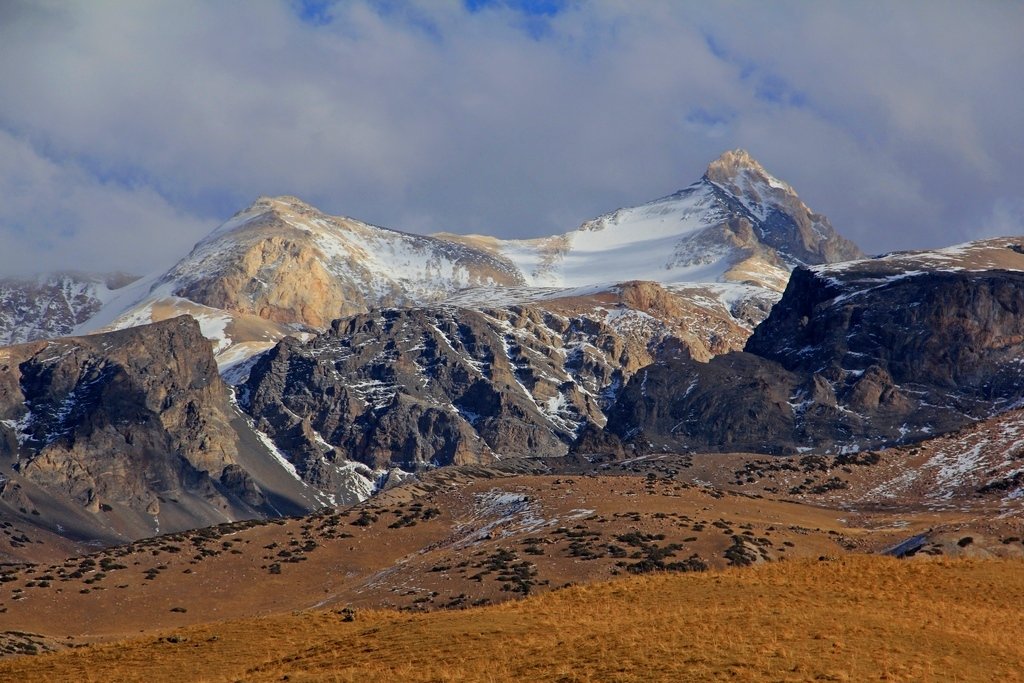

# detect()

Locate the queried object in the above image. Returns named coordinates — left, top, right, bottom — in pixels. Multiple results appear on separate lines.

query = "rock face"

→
left=703, top=149, right=862, bottom=266
left=601, top=239, right=1024, bottom=455
left=0, top=272, right=137, bottom=346
left=237, top=272, right=785, bottom=490
left=239, top=302, right=676, bottom=479
left=149, top=196, right=525, bottom=328
left=0, top=317, right=318, bottom=540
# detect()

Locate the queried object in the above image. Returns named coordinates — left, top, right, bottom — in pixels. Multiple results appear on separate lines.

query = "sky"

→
left=0, top=0, right=1021, bottom=276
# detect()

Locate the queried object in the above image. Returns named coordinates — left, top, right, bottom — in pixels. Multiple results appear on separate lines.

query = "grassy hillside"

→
left=3, top=555, right=1023, bottom=682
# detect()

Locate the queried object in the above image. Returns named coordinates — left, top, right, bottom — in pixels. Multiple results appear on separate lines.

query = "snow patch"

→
left=454, top=489, right=554, bottom=548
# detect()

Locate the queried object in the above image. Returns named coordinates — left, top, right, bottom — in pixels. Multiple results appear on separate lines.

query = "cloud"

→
left=0, top=130, right=211, bottom=276
left=976, top=199, right=1024, bottom=243
left=0, top=0, right=1021, bottom=275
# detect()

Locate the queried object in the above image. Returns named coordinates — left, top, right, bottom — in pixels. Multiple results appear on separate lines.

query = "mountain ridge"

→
left=58, top=149, right=862, bottom=376
left=598, top=237, right=1024, bottom=456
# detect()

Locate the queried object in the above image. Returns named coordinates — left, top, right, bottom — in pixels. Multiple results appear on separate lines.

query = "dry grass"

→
left=4, top=555, right=1024, bottom=682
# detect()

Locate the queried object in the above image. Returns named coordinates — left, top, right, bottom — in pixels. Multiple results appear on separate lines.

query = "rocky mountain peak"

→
left=259, top=194, right=314, bottom=209
left=245, top=195, right=330, bottom=221
left=207, top=194, right=336, bottom=243
left=704, top=148, right=784, bottom=189
left=700, top=149, right=864, bottom=265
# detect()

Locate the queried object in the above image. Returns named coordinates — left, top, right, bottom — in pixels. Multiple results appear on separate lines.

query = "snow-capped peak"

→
left=475, top=150, right=861, bottom=291
left=50, top=150, right=863, bottom=376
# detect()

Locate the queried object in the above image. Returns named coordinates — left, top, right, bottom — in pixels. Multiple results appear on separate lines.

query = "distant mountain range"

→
left=3, top=149, right=1022, bottom=555
left=1, top=149, right=861, bottom=366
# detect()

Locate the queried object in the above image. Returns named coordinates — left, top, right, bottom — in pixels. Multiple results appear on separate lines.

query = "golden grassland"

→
left=3, top=555, right=1023, bottom=682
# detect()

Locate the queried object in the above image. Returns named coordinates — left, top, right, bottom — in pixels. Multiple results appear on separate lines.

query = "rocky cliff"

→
left=241, top=306, right=618, bottom=472
left=236, top=268, right=792, bottom=488
left=600, top=239, right=1024, bottom=455
left=0, top=317, right=318, bottom=541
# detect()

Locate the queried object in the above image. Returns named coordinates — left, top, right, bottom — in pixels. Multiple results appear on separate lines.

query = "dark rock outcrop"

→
left=0, top=316, right=316, bottom=540
left=240, top=305, right=660, bottom=475
left=599, top=241, right=1024, bottom=455
left=747, top=266, right=1024, bottom=396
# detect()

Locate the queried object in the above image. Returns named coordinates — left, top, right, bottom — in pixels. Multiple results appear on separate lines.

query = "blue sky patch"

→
left=291, top=0, right=336, bottom=26
left=466, top=0, right=568, bottom=17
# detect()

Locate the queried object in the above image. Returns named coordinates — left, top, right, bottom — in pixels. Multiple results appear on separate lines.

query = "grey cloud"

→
left=0, top=0, right=1020, bottom=276
left=0, top=131, right=210, bottom=276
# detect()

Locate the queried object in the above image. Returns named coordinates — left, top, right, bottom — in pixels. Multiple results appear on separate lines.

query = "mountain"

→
left=440, top=148, right=863, bottom=291
left=160, top=195, right=528, bottom=326
left=0, top=149, right=870, bottom=548
left=10, top=149, right=859, bottom=517
left=74, top=195, right=532, bottom=373
left=0, top=272, right=138, bottom=346
left=74, top=150, right=861, bottom=374
left=598, top=238, right=1024, bottom=455
left=0, top=316, right=321, bottom=545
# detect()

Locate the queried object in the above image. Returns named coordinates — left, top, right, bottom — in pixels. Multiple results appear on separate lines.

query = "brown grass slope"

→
left=0, top=474, right=860, bottom=643
left=3, top=555, right=1023, bottom=682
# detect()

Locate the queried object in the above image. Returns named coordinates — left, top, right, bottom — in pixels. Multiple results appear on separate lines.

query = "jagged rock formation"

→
left=237, top=274, right=791, bottom=483
left=600, top=239, right=1024, bottom=455
left=703, top=149, right=862, bottom=265
left=0, top=272, right=137, bottom=346
left=0, top=317, right=318, bottom=541
left=240, top=304, right=660, bottom=477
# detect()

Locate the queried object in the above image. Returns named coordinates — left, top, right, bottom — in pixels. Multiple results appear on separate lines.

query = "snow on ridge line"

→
left=813, top=238, right=1024, bottom=277
left=69, top=160, right=832, bottom=361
